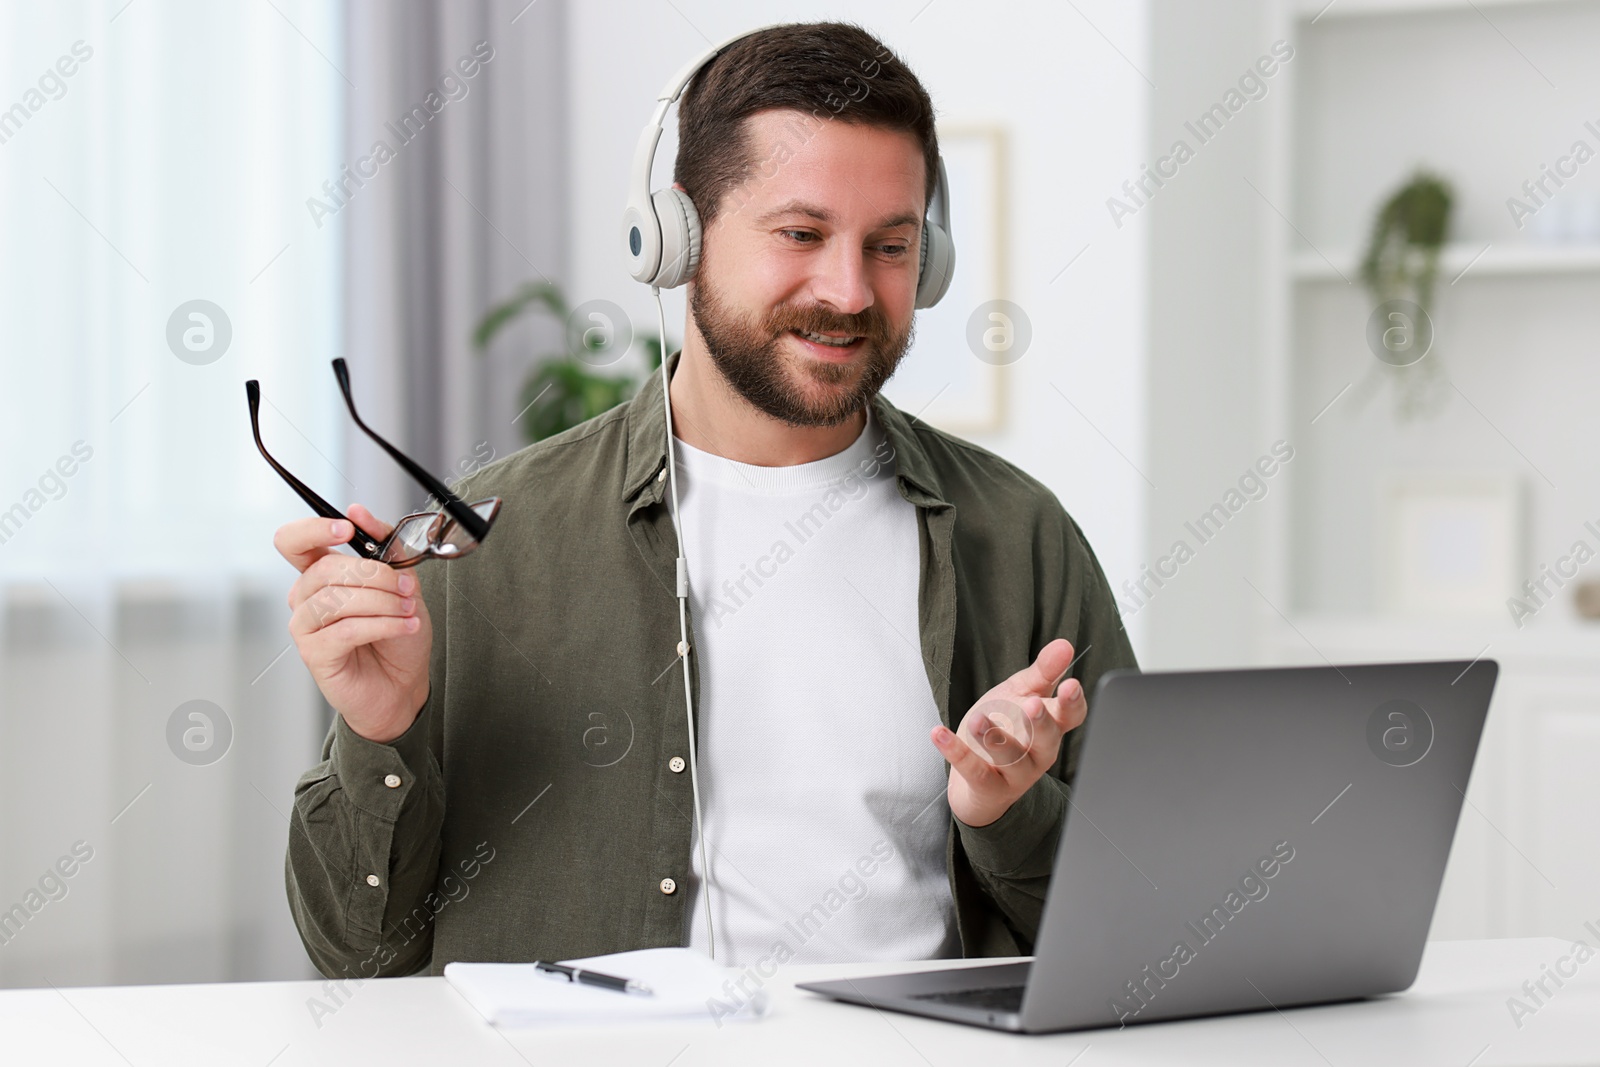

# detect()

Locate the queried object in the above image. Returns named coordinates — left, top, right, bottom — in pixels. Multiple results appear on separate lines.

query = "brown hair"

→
left=673, top=22, right=939, bottom=232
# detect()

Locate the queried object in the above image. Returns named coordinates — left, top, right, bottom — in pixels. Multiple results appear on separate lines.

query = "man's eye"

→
left=878, top=244, right=910, bottom=257
left=780, top=230, right=817, bottom=244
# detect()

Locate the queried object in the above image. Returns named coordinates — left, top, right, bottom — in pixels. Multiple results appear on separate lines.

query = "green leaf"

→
left=474, top=276, right=678, bottom=445
left=473, top=281, right=568, bottom=350
left=1360, top=171, right=1453, bottom=303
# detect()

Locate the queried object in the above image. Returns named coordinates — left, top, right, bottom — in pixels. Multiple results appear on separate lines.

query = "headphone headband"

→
left=621, top=26, right=954, bottom=308
left=622, top=28, right=767, bottom=287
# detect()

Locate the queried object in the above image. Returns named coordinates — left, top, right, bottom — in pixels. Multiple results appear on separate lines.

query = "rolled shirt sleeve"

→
left=285, top=699, right=445, bottom=979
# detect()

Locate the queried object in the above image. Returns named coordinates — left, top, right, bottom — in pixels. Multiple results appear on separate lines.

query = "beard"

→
left=688, top=264, right=916, bottom=429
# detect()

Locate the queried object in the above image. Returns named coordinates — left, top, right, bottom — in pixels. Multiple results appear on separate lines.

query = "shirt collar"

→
left=622, top=348, right=950, bottom=509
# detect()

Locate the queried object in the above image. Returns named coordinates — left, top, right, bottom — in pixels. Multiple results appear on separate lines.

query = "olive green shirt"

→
left=285, top=349, right=1139, bottom=980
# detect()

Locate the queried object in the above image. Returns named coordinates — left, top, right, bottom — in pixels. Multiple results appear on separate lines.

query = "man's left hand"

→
left=930, top=638, right=1087, bottom=828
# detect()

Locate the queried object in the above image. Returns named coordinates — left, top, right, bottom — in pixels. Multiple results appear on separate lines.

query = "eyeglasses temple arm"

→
left=331, top=359, right=491, bottom=542
left=246, top=380, right=385, bottom=558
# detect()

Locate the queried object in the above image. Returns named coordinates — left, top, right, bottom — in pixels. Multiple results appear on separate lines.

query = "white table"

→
left=3, top=938, right=1595, bottom=1065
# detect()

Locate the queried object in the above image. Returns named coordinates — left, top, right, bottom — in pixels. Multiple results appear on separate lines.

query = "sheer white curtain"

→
left=0, top=0, right=570, bottom=988
left=0, top=0, right=344, bottom=986
left=340, top=0, right=569, bottom=519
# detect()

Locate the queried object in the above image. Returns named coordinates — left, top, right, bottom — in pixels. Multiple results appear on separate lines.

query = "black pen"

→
left=533, top=960, right=653, bottom=996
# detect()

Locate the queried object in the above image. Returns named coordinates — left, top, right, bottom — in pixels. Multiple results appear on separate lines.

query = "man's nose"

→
left=808, top=240, right=875, bottom=317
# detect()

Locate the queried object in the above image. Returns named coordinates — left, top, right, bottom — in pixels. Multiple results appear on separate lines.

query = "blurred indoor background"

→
left=0, top=0, right=1594, bottom=988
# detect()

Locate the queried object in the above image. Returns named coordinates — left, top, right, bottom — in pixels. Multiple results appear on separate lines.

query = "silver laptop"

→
left=798, top=659, right=1498, bottom=1032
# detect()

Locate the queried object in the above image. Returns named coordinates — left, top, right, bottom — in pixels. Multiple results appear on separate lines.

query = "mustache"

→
left=765, top=304, right=891, bottom=343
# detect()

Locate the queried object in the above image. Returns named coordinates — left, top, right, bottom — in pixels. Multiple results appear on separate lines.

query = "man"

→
left=280, top=21, right=1136, bottom=981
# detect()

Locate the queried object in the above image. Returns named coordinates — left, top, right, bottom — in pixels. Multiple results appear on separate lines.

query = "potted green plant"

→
left=1353, top=170, right=1454, bottom=420
left=473, top=281, right=666, bottom=445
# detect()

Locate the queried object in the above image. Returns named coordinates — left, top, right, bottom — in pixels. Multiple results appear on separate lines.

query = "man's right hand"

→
left=276, top=503, right=432, bottom=744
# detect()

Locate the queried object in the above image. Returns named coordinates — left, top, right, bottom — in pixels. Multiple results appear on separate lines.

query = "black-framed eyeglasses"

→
left=246, top=358, right=501, bottom=568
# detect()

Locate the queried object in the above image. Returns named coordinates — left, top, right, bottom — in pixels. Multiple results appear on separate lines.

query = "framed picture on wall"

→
left=1378, top=472, right=1523, bottom=617
left=881, top=123, right=1008, bottom=434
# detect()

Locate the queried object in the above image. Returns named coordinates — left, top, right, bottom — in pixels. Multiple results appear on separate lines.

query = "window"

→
left=0, top=0, right=345, bottom=579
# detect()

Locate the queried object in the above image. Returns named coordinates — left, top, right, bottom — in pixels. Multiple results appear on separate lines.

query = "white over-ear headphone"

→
left=621, top=26, right=955, bottom=963
left=621, top=26, right=956, bottom=308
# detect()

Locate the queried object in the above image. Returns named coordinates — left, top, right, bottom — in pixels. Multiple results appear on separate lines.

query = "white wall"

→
left=1143, top=0, right=1279, bottom=669
left=565, top=0, right=1150, bottom=658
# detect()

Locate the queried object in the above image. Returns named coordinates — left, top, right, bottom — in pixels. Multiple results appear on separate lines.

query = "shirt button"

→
left=366, top=874, right=381, bottom=887
left=659, top=877, right=677, bottom=895
left=668, top=756, right=685, bottom=773
left=656, top=468, right=668, bottom=483
left=384, top=774, right=402, bottom=788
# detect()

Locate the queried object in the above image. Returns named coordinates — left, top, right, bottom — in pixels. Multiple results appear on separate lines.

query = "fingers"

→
left=1019, top=637, right=1077, bottom=697
left=1014, top=637, right=1088, bottom=734
left=297, top=614, right=421, bottom=672
left=273, top=503, right=393, bottom=576
left=931, top=724, right=998, bottom=785
left=346, top=503, right=395, bottom=540
left=1044, top=675, right=1089, bottom=733
left=965, top=702, right=1035, bottom=768
left=957, top=692, right=1073, bottom=776
left=940, top=697, right=1044, bottom=775
left=273, top=515, right=357, bottom=575
left=290, top=585, right=418, bottom=639
left=289, top=551, right=412, bottom=613
left=283, top=504, right=413, bottom=613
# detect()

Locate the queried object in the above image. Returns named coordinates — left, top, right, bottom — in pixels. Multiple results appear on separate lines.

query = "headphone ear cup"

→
left=622, top=202, right=659, bottom=285
left=915, top=221, right=955, bottom=309
left=651, top=188, right=702, bottom=289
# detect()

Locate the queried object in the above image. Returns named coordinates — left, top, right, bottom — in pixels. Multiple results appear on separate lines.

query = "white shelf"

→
left=1260, top=613, right=1600, bottom=667
left=1292, top=0, right=1584, bottom=21
left=1251, top=0, right=1600, bottom=949
left=1291, top=241, right=1600, bottom=282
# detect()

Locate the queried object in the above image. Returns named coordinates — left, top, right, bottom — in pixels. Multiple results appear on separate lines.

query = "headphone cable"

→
left=653, top=285, right=716, bottom=962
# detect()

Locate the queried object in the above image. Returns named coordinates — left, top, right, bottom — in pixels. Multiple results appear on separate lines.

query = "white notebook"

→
left=444, top=947, right=770, bottom=1027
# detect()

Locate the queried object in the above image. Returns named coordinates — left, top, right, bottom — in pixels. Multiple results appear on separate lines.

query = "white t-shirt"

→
left=674, top=403, right=960, bottom=968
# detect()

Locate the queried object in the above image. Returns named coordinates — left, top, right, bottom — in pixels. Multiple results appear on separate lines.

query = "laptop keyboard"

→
left=908, top=984, right=1026, bottom=1013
